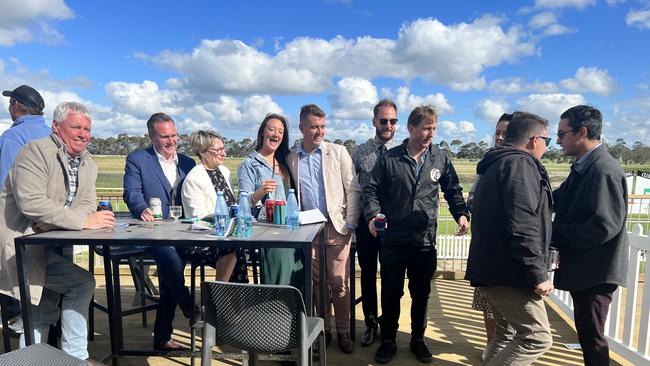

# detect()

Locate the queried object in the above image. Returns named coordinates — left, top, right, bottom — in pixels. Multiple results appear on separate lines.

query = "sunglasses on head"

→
left=378, top=118, right=398, bottom=126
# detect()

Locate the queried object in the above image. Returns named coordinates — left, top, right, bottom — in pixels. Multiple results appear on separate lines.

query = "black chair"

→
left=0, top=343, right=85, bottom=366
left=88, top=211, right=158, bottom=345
left=198, top=281, right=326, bottom=366
left=0, top=300, right=20, bottom=353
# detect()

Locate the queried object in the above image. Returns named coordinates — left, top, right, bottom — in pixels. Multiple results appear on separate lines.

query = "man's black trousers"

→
left=379, top=243, right=437, bottom=341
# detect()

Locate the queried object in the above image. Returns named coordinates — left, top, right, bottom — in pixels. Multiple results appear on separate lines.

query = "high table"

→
left=14, top=219, right=325, bottom=365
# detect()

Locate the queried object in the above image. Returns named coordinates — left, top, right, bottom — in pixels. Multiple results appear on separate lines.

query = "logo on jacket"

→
left=430, top=168, right=441, bottom=182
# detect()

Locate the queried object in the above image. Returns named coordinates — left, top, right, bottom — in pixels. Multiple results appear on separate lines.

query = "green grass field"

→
left=94, top=155, right=650, bottom=235
left=95, top=156, right=585, bottom=190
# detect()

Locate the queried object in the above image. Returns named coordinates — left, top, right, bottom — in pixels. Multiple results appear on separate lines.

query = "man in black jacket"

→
left=553, top=105, right=628, bottom=366
left=364, top=105, right=469, bottom=364
left=466, top=111, right=554, bottom=365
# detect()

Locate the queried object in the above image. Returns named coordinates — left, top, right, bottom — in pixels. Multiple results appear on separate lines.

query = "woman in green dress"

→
left=237, top=113, right=303, bottom=287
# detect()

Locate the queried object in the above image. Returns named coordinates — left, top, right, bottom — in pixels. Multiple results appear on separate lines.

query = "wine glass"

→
left=169, top=205, right=182, bottom=222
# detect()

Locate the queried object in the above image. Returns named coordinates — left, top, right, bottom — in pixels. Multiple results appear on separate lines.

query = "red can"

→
left=265, top=199, right=275, bottom=223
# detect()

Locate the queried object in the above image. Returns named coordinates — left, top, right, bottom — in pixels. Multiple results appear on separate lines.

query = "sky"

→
left=1, top=0, right=649, bottom=146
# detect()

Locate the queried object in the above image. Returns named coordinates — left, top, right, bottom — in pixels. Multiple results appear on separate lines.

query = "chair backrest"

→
left=202, top=281, right=306, bottom=353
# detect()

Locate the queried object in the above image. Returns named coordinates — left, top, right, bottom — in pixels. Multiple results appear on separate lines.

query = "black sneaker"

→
left=374, top=340, right=397, bottom=364
left=409, top=339, right=433, bottom=363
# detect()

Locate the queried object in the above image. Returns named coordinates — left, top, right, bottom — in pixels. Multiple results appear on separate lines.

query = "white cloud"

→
left=529, top=11, right=559, bottom=28
left=528, top=11, right=575, bottom=36
left=0, top=0, right=74, bottom=46
left=606, top=0, right=626, bottom=5
left=560, top=67, right=616, bottom=96
left=611, top=96, right=650, bottom=144
left=395, top=87, right=453, bottom=115
left=105, top=80, right=185, bottom=119
left=490, top=77, right=558, bottom=94
left=516, top=93, right=587, bottom=122
left=475, top=99, right=510, bottom=122
left=140, top=16, right=537, bottom=95
left=534, top=0, right=595, bottom=9
left=325, top=119, right=379, bottom=143
left=329, top=77, right=378, bottom=120
left=439, top=120, right=477, bottom=138
left=626, top=9, right=650, bottom=29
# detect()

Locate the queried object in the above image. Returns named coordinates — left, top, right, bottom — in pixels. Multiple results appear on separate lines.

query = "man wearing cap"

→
left=1, top=85, right=51, bottom=185
left=0, top=85, right=50, bottom=333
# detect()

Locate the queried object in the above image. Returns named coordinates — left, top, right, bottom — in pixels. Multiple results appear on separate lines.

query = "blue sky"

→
left=1, top=0, right=649, bottom=145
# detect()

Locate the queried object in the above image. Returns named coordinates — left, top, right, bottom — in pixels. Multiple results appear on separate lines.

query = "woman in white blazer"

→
left=180, top=130, right=246, bottom=282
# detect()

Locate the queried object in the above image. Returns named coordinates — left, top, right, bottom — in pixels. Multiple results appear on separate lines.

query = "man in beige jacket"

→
left=287, top=104, right=359, bottom=354
left=0, top=102, right=114, bottom=365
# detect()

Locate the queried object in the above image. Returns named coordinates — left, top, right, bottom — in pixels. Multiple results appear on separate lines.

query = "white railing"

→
left=437, top=235, right=471, bottom=272
left=548, top=223, right=650, bottom=365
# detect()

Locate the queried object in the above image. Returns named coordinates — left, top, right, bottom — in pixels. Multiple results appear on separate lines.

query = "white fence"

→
left=548, top=224, right=650, bottom=365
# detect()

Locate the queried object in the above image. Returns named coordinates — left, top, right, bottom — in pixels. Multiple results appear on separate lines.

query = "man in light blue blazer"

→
left=123, top=112, right=196, bottom=350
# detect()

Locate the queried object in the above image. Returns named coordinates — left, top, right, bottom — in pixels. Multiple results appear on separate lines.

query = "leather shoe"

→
left=360, top=326, right=377, bottom=347
left=154, top=339, right=189, bottom=351
left=85, top=358, right=107, bottom=366
left=409, top=339, right=433, bottom=363
left=337, top=332, right=354, bottom=354
left=374, top=340, right=397, bottom=364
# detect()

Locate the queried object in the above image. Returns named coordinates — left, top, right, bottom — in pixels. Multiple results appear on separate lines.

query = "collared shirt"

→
left=574, top=142, right=603, bottom=168
left=406, top=144, right=430, bottom=180
left=237, top=150, right=288, bottom=203
left=153, top=147, right=179, bottom=189
left=297, top=144, right=327, bottom=217
left=351, top=137, right=396, bottom=189
left=64, top=154, right=81, bottom=208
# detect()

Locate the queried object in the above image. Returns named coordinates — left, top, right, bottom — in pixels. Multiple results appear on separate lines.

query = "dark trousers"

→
left=355, top=217, right=381, bottom=328
left=379, top=244, right=436, bottom=341
left=571, top=283, right=617, bottom=366
left=145, top=245, right=192, bottom=346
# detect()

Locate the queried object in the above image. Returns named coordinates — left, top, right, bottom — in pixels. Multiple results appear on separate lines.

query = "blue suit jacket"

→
left=123, top=146, right=196, bottom=219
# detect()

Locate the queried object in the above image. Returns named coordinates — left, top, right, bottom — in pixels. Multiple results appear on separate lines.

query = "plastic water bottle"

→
left=286, top=189, right=299, bottom=231
left=214, top=191, right=229, bottom=237
left=238, top=192, right=253, bottom=238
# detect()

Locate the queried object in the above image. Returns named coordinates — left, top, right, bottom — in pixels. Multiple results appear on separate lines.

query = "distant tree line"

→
left=88, top=133, right=650, bottom=164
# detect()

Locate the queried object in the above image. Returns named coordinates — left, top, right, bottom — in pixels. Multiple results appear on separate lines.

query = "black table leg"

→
left=319, top=229, right=326, bottom=319
left=304, top=245, right=312, bottom=316
left=15, top=240, right=33, bottom=345
left=102, top=246, right=119, bottom=366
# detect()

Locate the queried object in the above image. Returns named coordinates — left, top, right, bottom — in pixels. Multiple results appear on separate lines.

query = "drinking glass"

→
left=169, top=205, right=182, bottom=222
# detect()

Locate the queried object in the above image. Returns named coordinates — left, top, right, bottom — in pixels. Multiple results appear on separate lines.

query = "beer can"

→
left=97, top=200, right=113, bottom=212
left=274, top=200, right=286, bottom=225
left=265, top=199, right=275, bottom=223
left=149, top=198, right=163, bottom=220
left=229, top=204, right=239, bottom=219
left=374, top=213, right=387, bottom=232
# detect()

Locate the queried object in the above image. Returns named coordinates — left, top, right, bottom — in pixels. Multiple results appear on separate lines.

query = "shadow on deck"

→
left=2, top=276, right=632, bottom=366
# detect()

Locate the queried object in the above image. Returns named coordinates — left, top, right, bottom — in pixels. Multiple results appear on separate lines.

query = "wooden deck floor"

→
left=2, top=275, right=632, bottom=366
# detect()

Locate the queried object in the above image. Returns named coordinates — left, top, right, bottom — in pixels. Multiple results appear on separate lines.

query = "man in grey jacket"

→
left=0, top=102, right=114, bottom=365
left=553, top=105, right=628, bottom=366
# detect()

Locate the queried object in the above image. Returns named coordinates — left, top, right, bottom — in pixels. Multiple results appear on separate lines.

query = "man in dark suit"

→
left=553, top=105, right=628, bottom=366
left=123, top=112, right=196, bottom=350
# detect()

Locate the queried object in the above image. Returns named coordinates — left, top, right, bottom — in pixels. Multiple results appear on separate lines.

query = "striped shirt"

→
left=64, top=154, right=81, bottom=208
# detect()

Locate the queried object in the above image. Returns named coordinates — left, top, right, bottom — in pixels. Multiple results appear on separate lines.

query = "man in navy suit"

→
left=123, top=112, right=196, bottom=350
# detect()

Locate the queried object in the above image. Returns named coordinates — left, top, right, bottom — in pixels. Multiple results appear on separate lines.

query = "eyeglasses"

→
left=556, top=129, right=575, bottom=139
left=378, top=118, right=398, bottom=126
left=530, top=136, right=552, bottom=146
left=207, top=147, right=225, bottom=155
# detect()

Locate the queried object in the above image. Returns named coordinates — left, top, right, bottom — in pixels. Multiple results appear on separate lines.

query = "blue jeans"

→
left=19, top=248, right=95, bottom=360
left=145, top=246, right=192, bottom=346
